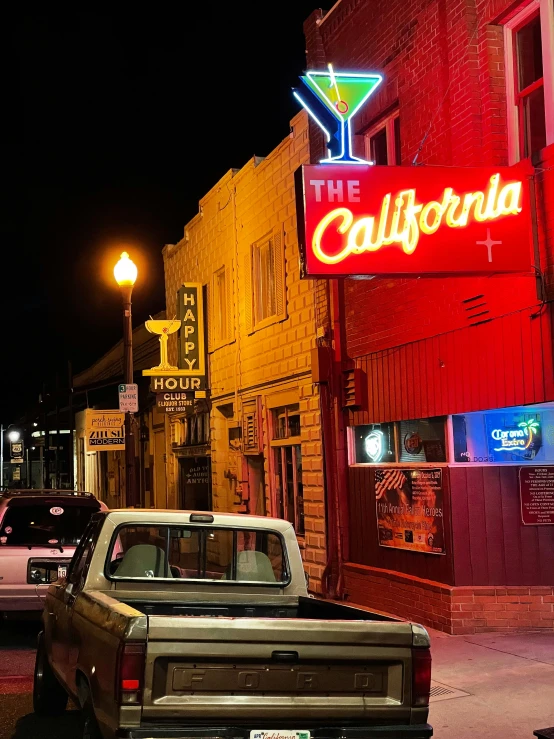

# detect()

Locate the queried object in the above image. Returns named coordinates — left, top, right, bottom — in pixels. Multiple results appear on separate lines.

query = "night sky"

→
left=0, top=5, right=320, bottom=422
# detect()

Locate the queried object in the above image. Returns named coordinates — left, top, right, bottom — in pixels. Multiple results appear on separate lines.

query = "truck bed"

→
left=118, top=596, right=397, bottom=621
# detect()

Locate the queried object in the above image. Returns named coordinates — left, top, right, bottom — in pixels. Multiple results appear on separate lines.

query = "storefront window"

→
left=451, top=403, right=554, bottom=464
left=352, top=423, right=397, bottom=464
left=351, top=417, right=447, bottom=464
left=271, top=404, right=304, bottom=535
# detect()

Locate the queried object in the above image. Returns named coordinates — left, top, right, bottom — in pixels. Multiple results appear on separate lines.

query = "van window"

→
left=1, top=498, right=101, bottom=548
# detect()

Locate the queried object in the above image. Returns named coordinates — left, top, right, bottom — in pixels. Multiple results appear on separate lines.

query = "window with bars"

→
left=364, top=111, right=401, bottom=165
left=270, top=404, right=304, bottom=535
left=180, top=413, right=210, bottom=447
left=245, top=229, right=286, bottom=332
left=504, top=0, right=554, bottom=161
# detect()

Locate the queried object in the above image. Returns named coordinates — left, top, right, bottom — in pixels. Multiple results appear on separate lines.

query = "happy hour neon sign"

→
left=312, top=174, right=522, bottom=264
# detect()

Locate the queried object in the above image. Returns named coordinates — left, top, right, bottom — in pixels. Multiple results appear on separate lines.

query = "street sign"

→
left=12, top=467, right=20, bottom=481
left=10, top=440, right=24, bottom=458
left=85, top=410, right=125, bottom=452
left=10, top=458, right=24, bottom=464
left=118, top=383, right=139, bottom=413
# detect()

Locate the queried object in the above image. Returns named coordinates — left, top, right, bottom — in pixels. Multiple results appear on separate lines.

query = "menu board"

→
left=519, top=466, right=554, bottom=525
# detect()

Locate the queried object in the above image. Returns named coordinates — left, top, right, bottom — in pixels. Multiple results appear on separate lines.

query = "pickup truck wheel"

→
left=33, top=633, right=68, bottom=716
left=82, top=699, right=103, bottom=739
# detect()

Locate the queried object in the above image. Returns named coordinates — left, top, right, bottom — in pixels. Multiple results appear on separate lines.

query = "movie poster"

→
left=375, top=468, right=445, bottom=555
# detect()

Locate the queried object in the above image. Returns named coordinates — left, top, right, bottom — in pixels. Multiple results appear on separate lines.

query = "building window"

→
left=247, top=229, right=286, bottom=332
left=504, top=0, right=554, bottom=161
left=350, top=417, right=447, bottom=465
left=364, top=111, right=401, bottom=165
left=451, top=403, right=554, bottom=464
left=270, top=404, right=304, bottom=535
left=180, top=412, right=210, bottom=447
left=213, top=266, right=229, bottom=346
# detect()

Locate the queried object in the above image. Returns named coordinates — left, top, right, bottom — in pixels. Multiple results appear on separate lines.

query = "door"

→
left=48, top=516, right=101, bottom=685
left=178, top=456, right=211, bottom=510
left=153, top=429, right=167, bottom=509
left=247, top=455, right=266, bottom=516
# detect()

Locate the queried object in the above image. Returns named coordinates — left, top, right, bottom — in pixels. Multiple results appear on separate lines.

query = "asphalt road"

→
left=0, top=618, right=82, bottom=739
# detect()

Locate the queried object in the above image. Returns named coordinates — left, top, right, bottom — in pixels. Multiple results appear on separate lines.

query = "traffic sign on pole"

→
left=118, top=384, right=139, bottom=413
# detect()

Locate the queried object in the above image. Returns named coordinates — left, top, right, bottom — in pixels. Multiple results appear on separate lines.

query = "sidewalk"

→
left=429, top=628, right=554, bottom=738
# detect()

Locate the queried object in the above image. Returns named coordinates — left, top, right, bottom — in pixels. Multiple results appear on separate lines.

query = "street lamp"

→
left=1, top=424, right=21, bottom=490
left=114, top=252, right=139, bottom=507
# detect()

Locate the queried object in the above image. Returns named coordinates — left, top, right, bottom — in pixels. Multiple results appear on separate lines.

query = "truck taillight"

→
left=116, top=643, right=145, bottom=705
left=412, top=648, right=432, bottom=707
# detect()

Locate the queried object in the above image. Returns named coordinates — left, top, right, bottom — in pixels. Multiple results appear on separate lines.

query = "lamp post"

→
left=114, top=252, right=139, bottom=507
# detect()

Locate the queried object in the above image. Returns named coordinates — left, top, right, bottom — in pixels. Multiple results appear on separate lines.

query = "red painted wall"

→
left=304, top=0, right=554, bottom=592
left=304, top=2, right=553, bottom=369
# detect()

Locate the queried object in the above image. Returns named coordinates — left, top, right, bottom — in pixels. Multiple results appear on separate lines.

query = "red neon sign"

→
left=296, top=164, right=533, bottom=276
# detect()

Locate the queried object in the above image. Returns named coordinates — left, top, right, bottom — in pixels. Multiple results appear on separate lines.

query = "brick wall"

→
left=344, top=563, right=554, bottom=634
left=162, top=111, right=327, bottom=591
left=304, top=1, right=550, bottom=359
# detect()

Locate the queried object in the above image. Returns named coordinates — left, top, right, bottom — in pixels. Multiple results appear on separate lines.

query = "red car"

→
left=0, top=490, right=107, bottom=614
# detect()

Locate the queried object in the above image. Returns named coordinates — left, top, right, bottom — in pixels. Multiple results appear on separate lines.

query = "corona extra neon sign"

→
left=293, top=65, right=382, bottom=165
left=491, top=419, right=540, bottom=453
left=295, top=163, right=532, bottom=276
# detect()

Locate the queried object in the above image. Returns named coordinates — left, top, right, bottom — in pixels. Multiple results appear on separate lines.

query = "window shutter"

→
left=273, top=228, right=286, bottom=320
left=243, top=247, right=253, bottom=334
left=242, top=397, right=262, bottom=454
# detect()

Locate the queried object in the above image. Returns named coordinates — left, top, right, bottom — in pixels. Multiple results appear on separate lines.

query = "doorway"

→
left=178, top=456, right=212, bottom=511
left=247, top=455, right=266, bottom=516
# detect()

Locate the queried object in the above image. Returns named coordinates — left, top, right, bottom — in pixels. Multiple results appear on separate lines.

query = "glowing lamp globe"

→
left=8, top=430, right=20, bottom=442
left=114, top=252, right=138, bottom=287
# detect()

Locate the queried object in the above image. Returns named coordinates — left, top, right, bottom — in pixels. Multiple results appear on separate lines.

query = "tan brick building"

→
left=162, top=111, right=327, bottom=590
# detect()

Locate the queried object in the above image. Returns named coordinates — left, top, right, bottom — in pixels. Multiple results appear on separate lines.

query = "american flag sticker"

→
left=375, top=468, right=406, bottom=499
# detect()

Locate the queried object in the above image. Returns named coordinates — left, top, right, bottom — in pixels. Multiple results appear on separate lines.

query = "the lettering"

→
left=312, top=175, right=523, bottom=265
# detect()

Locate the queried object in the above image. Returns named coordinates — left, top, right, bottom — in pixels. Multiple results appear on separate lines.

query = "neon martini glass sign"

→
left=293, top=64, right=382, bottom=165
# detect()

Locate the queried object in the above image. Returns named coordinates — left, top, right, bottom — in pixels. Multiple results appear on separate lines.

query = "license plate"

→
left=57, top=566, right=67, bottom=579
left=251, top=733, right=310, bottom=739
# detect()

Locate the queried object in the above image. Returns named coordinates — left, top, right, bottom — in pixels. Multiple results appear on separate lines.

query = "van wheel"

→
left=82, top=699, right=102, bottom=739
left=33, top=632, right=68, bottom=715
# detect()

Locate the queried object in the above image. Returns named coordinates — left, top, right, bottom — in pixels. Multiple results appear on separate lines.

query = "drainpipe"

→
left=320, top=278, right=349, bottom=599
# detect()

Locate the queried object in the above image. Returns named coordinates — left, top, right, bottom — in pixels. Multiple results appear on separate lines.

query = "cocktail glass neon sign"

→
left=293, top=65, right=382, bottom=165
left=491, top=418, right=540, bottom=452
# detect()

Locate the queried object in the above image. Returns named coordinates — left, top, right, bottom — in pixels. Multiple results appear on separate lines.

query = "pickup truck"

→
left=34, top=509, right=433, bottom=739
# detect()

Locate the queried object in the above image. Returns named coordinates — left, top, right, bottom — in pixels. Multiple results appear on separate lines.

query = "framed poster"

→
left=519, top=466, right=554, bottom=525
left=375, top=468, right=445, bottom=555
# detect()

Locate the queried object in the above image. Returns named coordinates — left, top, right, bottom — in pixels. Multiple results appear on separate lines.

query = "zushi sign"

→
left=295, top=163, right=532, bottom=276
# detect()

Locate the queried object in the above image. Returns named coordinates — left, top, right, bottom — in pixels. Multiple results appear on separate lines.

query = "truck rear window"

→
left=108, top=525, right=288, bottom=585
left=1, top=499, right=101, bottom=548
